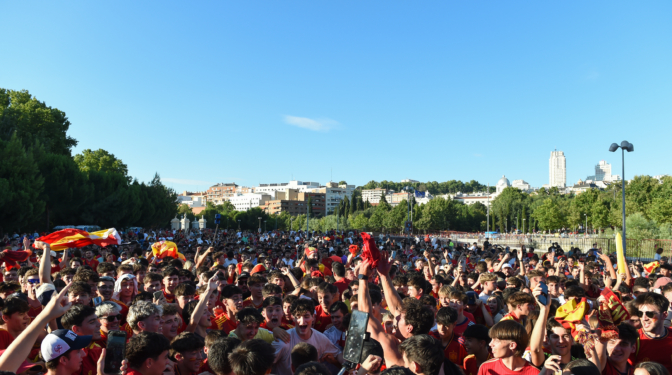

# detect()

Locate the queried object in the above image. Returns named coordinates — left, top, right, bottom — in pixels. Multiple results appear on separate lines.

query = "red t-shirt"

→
left=313, top=305, right=331, bottom=333
left=454, top=315, right=476, bottom=337
left=500, top=312, right=521, bottom=324
left=211, top=312, right=237, bottom=334
left=464, top=353, right=494, bottom=375
left=602, top=360, right=633, bottom=375
left=441, top=333, right=468, bottom=368
left=630, top=328, right=672, bottom=373
left=0, top=329, right=13, bottom=350
left=76, top=343, right=103, bottom=375
left=242, top=296, right=263, bottom=309
left=477, top=358, right=540, bottom=375
left=83, top=258, right=99, bottom=271
left=333, top=278, right=350, bottom=295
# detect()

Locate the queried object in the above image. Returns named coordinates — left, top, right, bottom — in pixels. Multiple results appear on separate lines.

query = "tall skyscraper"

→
left=549, top=150, right=566, bottom=188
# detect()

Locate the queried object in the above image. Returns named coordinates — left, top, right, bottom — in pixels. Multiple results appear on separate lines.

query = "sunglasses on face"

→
left=101, top=314, right=124, bottom=321
left=636, top=311, right=657, bottom=318
left=27, top=279, right=40, bottom=284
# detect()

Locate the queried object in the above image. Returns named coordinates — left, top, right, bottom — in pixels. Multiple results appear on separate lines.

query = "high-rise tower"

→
left=549, top=150, right=566, bottom=188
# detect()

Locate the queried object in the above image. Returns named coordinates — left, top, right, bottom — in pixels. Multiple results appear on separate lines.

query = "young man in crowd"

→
left=500, top=292, right=535, bottom=324
left=272, top=299, right=343, bottom=375
left=125, top=332, right=171, bottom=375
left=206, top=337, right=241, bottom=375
left=94, top=301, right=122, bottom=348
left=60, top=304, right=103, bottom=375
left=161, top=267, right=180, bottom=303
left=127, top=301, right=162, bottom=336
left=323, top=301, right=348, bottom=349
left=212, top=285, right=243, bottom=333
left=230, top=339, right=276, bottom=375
left=260, top=296, right=293, bottom=331
left=170, top=332, right=205, bottom=375
left=41, top=329, right=92, bottom=375
left=478, top=320, right=539, bottom=375
left=243, top=275, right=267, bottom=309
left=314, top=283, right=337, bottom=332
left=161, top=304, right=181, bottom=341
left=229, top=307, right=274, bottom=343
left=143, top=273, right=163, bottom=294
left=630, top=292, right=672, bottom=373
left=462, top=325, right=493, bottom=375
left=433, top=306, right=468, bottom=368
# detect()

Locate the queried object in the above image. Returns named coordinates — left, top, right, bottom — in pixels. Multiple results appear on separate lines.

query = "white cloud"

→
left=284, top=115, right=339, bottom=132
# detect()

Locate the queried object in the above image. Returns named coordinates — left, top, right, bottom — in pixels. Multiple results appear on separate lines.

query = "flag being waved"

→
left=34, top=228, right=122, bottom=251
left=151, top=241, right=186, bottom=261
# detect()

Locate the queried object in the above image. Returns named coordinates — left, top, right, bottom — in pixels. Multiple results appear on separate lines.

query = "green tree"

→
left=349, top=194, right=357, bottom=216
left=0, top=89, right=77, bottom=155
left=74, top=149, right=129, bottom=179
left=0, top=133, right=45, bottom=231
left=532, top=198, right=566, bottom=231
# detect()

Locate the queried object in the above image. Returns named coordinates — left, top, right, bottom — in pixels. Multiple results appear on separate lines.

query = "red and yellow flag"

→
left=555, top=297, right=588, bottom=332
left=151, top=241, right=186, bottom=261
left=644, top=261, right=660, bottom=274
left=35, top=228, right=121, bottom=251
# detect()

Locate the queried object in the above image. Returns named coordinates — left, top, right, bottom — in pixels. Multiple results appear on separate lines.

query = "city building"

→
left=385, top=192, right=411, bottom=207
left=255, top=181, right=320, bottom=195
left=229, top=193, right=273, bottom=211
left=495, top=175, right=511, bottom=194
left=549, top=150, right=567, bottom=188
left=206, top=183, right=238, bottom=205
left=260, top=192, right=326, bottom=217
left=401, top=179, right=419, bottom=183
left=177, top=191, right=206, bottom=208
left=305, top=182, right=355, bottom=215
left=511, top=179, right=532, bottom=192
left=362, top=188, right=392, bottom=204
left=569, top=179, right=599, bottom=194
left=586, top=160, right=621, bottom=182
left=447, top=192, right=493, bottom=206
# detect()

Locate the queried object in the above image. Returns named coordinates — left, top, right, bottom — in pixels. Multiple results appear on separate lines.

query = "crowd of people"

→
left=0, top=228, right=671, bottom=375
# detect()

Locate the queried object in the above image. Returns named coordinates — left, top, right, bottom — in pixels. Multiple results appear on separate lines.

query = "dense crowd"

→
left=0, top=228, right=671, bottom=375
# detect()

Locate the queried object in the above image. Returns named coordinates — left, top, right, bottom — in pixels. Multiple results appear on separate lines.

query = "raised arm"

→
left=358, top=259, right=404, bottom=367
left=599, top=252, right=617, bottom=280
left=186, top=274, right=217, bottom=332
left=0, top=283, right=72, bottom=373
left=36, top=241, right=53, bottom=285
left=529, top=284, right=551, bottom=367
left=376, top=251, right=403, bottom=316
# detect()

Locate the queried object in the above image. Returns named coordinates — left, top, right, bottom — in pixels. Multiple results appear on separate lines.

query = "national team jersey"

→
left=313, top=305, right=332, bottom=333
left=477, top=358, right=540, bottom=375
left=602, top=360, right=633, bottom=375
left=76, top=342, right=103, bottom=375
left=631, top=328, right=672, bottom=373
left=464, top=353, right=494, bottom=375
left=429, top=332, right=468, bottom=368
left=163, top=289, right=175, bottom=304
left=500, top=312, right=521, bottom=324
left=242, top=296, right=263, bottom=310
left=211, top=311, right=237, bottom=334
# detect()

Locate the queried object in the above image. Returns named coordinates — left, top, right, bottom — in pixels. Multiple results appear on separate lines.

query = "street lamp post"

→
left=258, top=217, right=262, bottom=233
left=609, top=141, right=634, bottom=259
left=522, top=218, right=526, bottom=234
left=584, top=214, right=587, bottom=236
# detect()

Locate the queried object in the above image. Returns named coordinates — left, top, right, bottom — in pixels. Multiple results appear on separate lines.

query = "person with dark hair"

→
left=332, top=262, right=349, bottom=295
left=261, top=297, right=292, bottom=331
left=359, top=339, right=385, bottom=374
left=634, top=362, right=670, bottom=375
left=174, top=283, right=196, bottom=311
left=271, top=299, right=343, bottom=375
left=230, top=307, right=274, bottom=343
left=631, top=292, right=672, bottom=373
left=462, top=325, right=492, bottom=375
left=41, top=329, right=91, bottom=375
left=433, top=307, right=467, bottom=368
left=380, top=367, right=415, bottom=375
left=229, top=339, right=276, bottom=375
left=291, top=343, right=318, bottom=371
left=500, top=292, right=535, bottom=324
left=161, top=267, right=180, bottom=303
left=323, top=302, right=348, bottom=349
left=67, top=282, right=92, bottom=306
left=207, top=337, right=241, bottom=375
left=244, top=275, right=267, bottom=310
left=60, top=304, right=105, bottom=375
left=294, top=361, right=331, bottom=375
left=478, top=320, right=539, bottom=375
left=407, top=274, right=426, bottom=299
left=559, top=358, right=600, bottom=375
left=400, top=334, right=462, bottom=375
left=594, top=323, right=638, bottom=375
left=125, top=332, right=171, bottom=375
left=212, top=285, right=243, bottom=333
left=170, top=332, right=205, bottom=375
left=0, top=297, right=31, bottom=350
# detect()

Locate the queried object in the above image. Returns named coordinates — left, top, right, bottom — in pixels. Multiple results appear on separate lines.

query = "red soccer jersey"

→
left=333, top=278, right=350, bottom=295
left=211, top=312, right=237, bottom=334
left=442, top=333, right=468, bottom=368
left=500, top=312, right=521, bottom=324
left=313, top=305, right=332, bottom=333
left=630, top=328, right=672, bottom=374
left=83, top=258, right=99, bottom=270
left=454, top=316, right=476, bottom=337
left=260, top=321, right=294, bottom=330
left=76, top=342, right=103, bottom=375
left=602, top=361, right=633, bottom=375
left=0, top=329, right=13, bottom=350
left=94, top=330, right=108, bottom=349
left=464, top=353, right=494, bottom=375
left=242, top=296, right=263, bottom=309
left=477, top=358, right=540, bottom=375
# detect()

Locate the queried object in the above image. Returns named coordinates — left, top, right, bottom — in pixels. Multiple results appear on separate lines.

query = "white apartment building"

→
left=549, top=150, right=567, bottom=188
left=586, top=160, right=621, bottom=182
left=177, top=191, right=206, bottom=208
left=255, top=181, right=320, bottom=195
left=229, top=193, right=273, bottom=211
left=362, top=188, right=391, bottom=204
left=305, top=181, right=355, bottom=214
left=446, top=192, right=493, bottom=206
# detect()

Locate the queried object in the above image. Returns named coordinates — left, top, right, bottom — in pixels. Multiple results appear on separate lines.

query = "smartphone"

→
left=460, top=256, right=467, bottom=270
left=537, top=282, right=548, bottom=306
left=465, top=291, right=477, bottom=306
left=93, top=296, right=102, bottom=306
left=342, top=310, right=370, bottom=364
left=153, top=291, right=164, bottom=300
left=390, top=251, right=397, bottom=260
left=104, top=330, right=127, bottom=375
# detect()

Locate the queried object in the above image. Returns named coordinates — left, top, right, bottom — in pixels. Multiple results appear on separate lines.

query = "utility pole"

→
left=486, top=184, right=490, bottom=237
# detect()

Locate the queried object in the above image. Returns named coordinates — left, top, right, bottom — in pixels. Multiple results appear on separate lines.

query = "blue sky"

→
left=2, top=1, right=670, bottom=193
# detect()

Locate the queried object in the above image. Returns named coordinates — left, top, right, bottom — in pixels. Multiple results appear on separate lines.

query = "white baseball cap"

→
left=41, top=329, right=91, bottom=362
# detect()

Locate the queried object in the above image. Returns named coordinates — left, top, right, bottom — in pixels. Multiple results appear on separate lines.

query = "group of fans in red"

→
left=0, top=229, right=671, bottom=375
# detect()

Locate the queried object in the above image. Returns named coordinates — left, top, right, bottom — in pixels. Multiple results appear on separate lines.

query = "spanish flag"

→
left=35, top=228, right=122, bottom=251
left=151, top=241, right=186, bottom=261
left=644, top=261, right=660, bottom=274
left=555, top=297, right=588, bottom=332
